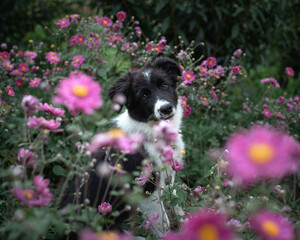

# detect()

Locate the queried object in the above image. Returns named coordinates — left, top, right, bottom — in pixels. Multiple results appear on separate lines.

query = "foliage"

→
left=0, top=9, right=300, bottom=240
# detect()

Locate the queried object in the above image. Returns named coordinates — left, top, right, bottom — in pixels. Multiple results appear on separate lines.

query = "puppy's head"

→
left=108, top=57, right=182, bottom=122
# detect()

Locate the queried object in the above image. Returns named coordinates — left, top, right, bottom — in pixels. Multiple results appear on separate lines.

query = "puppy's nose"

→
left=159, top=104, right=173, bottom=115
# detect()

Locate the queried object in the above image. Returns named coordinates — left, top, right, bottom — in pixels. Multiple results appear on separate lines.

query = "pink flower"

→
left=261, top=77, right=280, bottom=88
left=88, top=129, right=144, bottom=154
left=98, top=202, right=112, bottom=215
left=200, top=96, right=209, bottom=106
left=278, top=96, right=285, bottom=105
left=53, top=74, right=102, bottom=115
left=135, top=26, right=142, bottom=38
left=21, top=95, right=40, bottom=115
left=181, top=210, right=233, bottom=240
left=143, top=213, right=159, bottom=229
left=24, top=51, right=37, bottom=62
left=263, top=109, right=272, bottom=118
left=274, top=112, right=286, bottom=119
left=154, top=120, right=178, bottom=146
left=72, top=55, right=85, bottom=68
left=243, top=102, right=252, bottom=112
left=250, top=210, right=294, bottom=240
left=29, top=78, right=41, bottom=88
left=98, top=17, right=112, bottom=27
left=5, top=86, right=15, bottom=96
left=45, top=52, right=60, bottom=64
left=18, top=63, right=29, bottom=73
left=56, top=17, right=70, bottom=28
left=116, top=11, right=126, bottom=22
left=233, top=49, right=243, bottom=58
left=232, top=65, right=242, bottom=75
left=2, top=60, right=14, bottom=71
left=153, top=44, right=164, bottom=53
left=285, top=67, right=294, bottom=77
left=88, top=38, right=101, bottom=50
left=192, top=186, right=205, bottom=200
left=39, top=103, right=65, bottom=117
left=70, top=34, right=86, bottom=46
left=146, top=41, right=154, bottom=51
left=199, top=66, right=208, bottom=77
left=226, top=126, right=300, bottom=184
left=180, top=96, right=191, bottom=116
left=182, top=70, right=195, bottom=84
left=28, top=116, right=63, bottom=132
left=108, top=34, right=124, bottom=44
left=294, top=96, right=299, bottom=104
left=18, top=148, right=37, bottom=167
left=11, top=69, right=22, bottom=76
left=15, top=79, right=23, bottom=86
left=172, top=160, right=183, bottom=172
left=136, top=164, right=153, bottom=185
left=160, top=146, right=174, bottom=164
left=70, top=14, right=80, bottom=23
left=206, top=57, right=217, bottom=68
left=210, top=90, right=219, bottom=102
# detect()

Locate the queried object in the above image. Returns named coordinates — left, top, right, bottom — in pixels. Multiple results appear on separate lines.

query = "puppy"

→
left=62, top=57, right=185, bottom=238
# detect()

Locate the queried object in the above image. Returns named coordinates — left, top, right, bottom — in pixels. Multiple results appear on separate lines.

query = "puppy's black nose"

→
left=159, top=104, right=173, bottom=115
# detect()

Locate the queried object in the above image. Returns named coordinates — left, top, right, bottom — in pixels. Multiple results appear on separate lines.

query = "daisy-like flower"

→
left=180, top=96, right=191, bottom=116
left=226, top=126, right=300, bottom=184
left=56, top=17, right=70, bottom=28
left=108, top=34, right=124, bottom=44
left=146, top=41, right=154, bottom=51
left=69, top=70, right=84, bottom=78
left=11, top=69, right=22, bottom=76
left=88, top=128, right=144, bottom=154
left=15, top=79, right=23, bottom=86
left=21, top=95, right=40, bottom=115
left=18, top=148, right=37, bottom=167
left=72, top=55, right=85, bottom=68
left=172, top=160, right=183, bottom=172
left=29, top=77, right=41, bottom=88
left=199, top=66, right=208, bottom=77
left=232, top=65, right=242, bottom=75
left=135, top=163, right=153, bottom=185
left=143, top=213, right=159, bottom=229
left=98, top=202, right=112, bottom=215
left=285, top=67, right=294, bottom=77
left=135, top=26, right=142, bottom=38
left=182, top=70, right=195, bottom=84
left=53, top=74, right=102, bottom=115
left=206, top=57, right=217, bottom=68
left=28, top=116, right=63, bottom=132
left=39, top=103, right=65, bottom=117
left=98, top=16, right=112, bottom=27
left=45, top=52, right=60, bottom=64
left=88, top=38, right=101, bottom=50
left=210, top=90, right=219, bottom=102
left=116, top=11, right=126, bottom=22
left=5, top=86, right=15, bottom=96
left=200, top=96, right=209, bottom=106
left=278, top=96, right=285, bottom=105
left=18, top=63, right=29, bottom=73
left=261, top=77, right=280, bottom=88
left=250, top=210, right=294, bottom=240
left=233, top=49, right=243, bottom=58
left=263, top=109, right=272, bottom=119
left=70, top=14, right=80, bottom=23
left=181, top=210, right=233, bottom=240
left=70, top=33, right=86, bottom=46
left=2, top=60, right=14, bottom=71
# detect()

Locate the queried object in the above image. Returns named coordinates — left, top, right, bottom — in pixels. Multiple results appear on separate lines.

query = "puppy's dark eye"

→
left=140, top=92, right=149, bottom=102
left=160, top=82, right=168, bottom=89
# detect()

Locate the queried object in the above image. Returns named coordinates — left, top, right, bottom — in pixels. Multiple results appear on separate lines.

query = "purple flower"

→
left=116, top=11, right=126, bottom=22
left=29, top=78, right=42, bottom=88
left=21, top=95, right=40, bottom=115
left=98, top=202, right=112, bottom=215
left=285, top=67, right=294, bottom=77
left=263, top=109, right=272, bottom=119
left=72, top=55, right=85, bottom=68
left=278, top=96, right=285, bottom=105
left=182, top=70, right=195, bottom=84
left=28, top=116, right=63, bottom=132
left=232, top=65, right=242, bottom=75
left=261, top=77, right=280, bottom=88
left=135, top=164, right=153, bottom=185
left=18, top=148, right=37, bottom=167
left=206, top=57, right=217, bottom=68
left=233, top=49, right=243, bottom=58
left=172, top=160, right=183, bottom=172
left=39, top=103, right=65, bottom=117
left=56, top=17, right=70, bottom=28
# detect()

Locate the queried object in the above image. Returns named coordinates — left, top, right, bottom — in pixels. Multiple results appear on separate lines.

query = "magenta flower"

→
left=233, top=49, right=243, bottom=58
left=135, top=163, right=153, bottom=185
left=72, top=55, right=85, bottom=68
left=226, top=126, right=300, bottom=184
left=21, top=95, right=40, bottom=115
left=11, top=69, right=22, bottom=76
left=278, top=96, right=285, bottom=105
left=181, top=210, right=233, bottom=240
left=15, top=79, right=23, bottom=86
left=69, top=70, right=84, bottom=78
left=154, top=120, right=178, bottom=146
left=2, top=61, right=14, bottom=71
left=98, top=17, right=112, bottom=27
left=88, top=129, right=144, bottom=154
left=18, top=63, right=29, bottom=73
left=210, top=90, right=219, bottom=102
left=143, top=213, right=159, bottom=229
left=18, top=148, right=37, bottom=167
left=45, top=52, right=60, bottom=64
left=135, top=26, right=142, bottom=38
left=108, top=34, right=124, bottom=44
left=39, top=103, right=65, bottom=117
left=70, top=34, right=86, bottom=46
left=263, top=109, right=272, bottom=119
left=98, top=202, right=112, bottom=215
left=261, top=77, right=280, bottom=88
left=206, top=57, right=217, bottom=68
left=250, top=210, right=294, bottom=240
left=88, top=38, right=101, bottom=50
left=116, top=11, right=126, bottom=22
left=180, top=96, right=191, bottom=116
left=29, top=77, right=41, bottom=88
left=70, top=14, right=80, bottom=23
left=146, top=41, right=154, bottom=51
left=232, top=65, right=242, bottom=75
left=5, top=85, right=15, bottom=96
left=28, top=116, right=63, bottom=132
left=275, top=112, right=286, bottom=119
left=182, top=70, right=195, bottom=84
left=160, top=146, right=174, bottom=164
left=24, top=51, right=37, bottom=62
left=172, top=160, right=183, bottom=172
left=285, top=67, right=294, bottom=77
left=56, top=17, right=70, bottom=28
left=199, top=66, right=208, bottom=77
left=53, top=74, right=102, bottom=115
left=192, top=186, right=205, bottom=200
left=294, top=96, right=299, bottom=104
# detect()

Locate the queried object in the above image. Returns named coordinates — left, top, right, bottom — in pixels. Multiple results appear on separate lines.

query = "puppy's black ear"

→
left=107, top=73, right=131, bottom=112
left=152, top=57, right=182, bottom=77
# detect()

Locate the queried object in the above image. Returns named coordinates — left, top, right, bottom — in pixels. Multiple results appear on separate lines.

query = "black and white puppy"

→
left=62, top=57, right=185, bottom=237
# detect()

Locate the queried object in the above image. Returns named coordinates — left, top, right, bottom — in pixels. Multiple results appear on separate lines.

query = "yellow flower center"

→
left=72, top=85, right=89, bottom=97
left=103, top=20, right=108, bottom=25
left=78, top=38, right=83, bottom=42
left=62, top=21, right=66, bottom=25
left=262, top=220, right=280, bottom=237
left=75, top=59, right=79, bottom=63
left=203, top=97, right=207, bottom=101
left=197, top=224, right=219, bottom=240
left=186, top=74, right=191, bottom=79
left=50, top=52, right=55, bottom=55
left=209, top=60, right=214, bottom=65
left=96, top=232, right=118, bottom=240
left=22, top=67, right=26, bottom=71
left=248, top=143, right=274, bottom=164
left=32, top=80, right=37, bottom=85
left=51, top=57, right=56, bottom=60
left=23, top=190, right=33, bottom=199
left=107, top=129, right=125, bottom=138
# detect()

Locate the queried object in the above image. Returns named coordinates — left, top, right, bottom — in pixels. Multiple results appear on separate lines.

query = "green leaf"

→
left=53, top=165, right=66, bottom=176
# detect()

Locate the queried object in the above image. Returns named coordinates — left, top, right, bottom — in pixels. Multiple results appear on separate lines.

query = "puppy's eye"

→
left=140, top=92, right=149, bottom=102
left=160, top=82, right=168, bottom=89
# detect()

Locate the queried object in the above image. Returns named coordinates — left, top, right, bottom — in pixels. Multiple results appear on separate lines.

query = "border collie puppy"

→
left=62, top=57, right=185, bottom=238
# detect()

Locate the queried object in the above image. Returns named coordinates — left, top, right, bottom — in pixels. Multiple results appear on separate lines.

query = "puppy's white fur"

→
left=114, top=100, right=185, bottom=237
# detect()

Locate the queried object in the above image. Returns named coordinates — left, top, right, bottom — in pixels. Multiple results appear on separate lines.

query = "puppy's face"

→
left=108, top=57, right=181, bottom=122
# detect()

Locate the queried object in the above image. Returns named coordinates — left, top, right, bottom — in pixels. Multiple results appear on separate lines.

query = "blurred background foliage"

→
left=1, top=0, right=299, bottom=77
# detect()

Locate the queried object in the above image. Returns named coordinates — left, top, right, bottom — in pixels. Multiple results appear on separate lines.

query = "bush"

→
left=0, top=10, right=299, bottom=240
